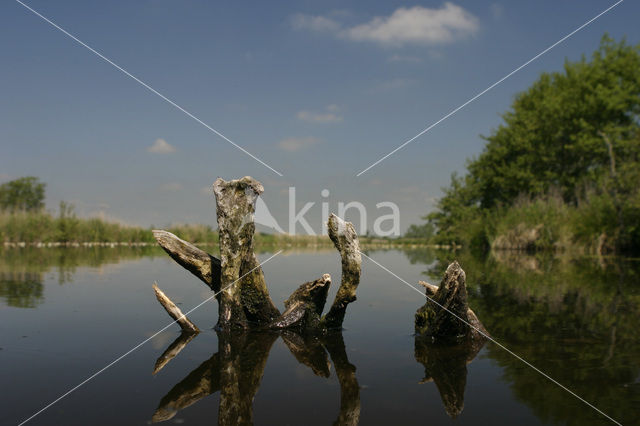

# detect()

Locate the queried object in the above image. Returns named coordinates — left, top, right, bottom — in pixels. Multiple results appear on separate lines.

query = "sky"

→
left=1, top=0, right=639, bottom=235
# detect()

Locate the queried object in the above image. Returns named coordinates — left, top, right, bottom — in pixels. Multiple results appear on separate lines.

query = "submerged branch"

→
left=153, top=282, right=199, bottom=334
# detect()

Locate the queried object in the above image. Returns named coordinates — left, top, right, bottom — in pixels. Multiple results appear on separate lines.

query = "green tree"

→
left=404, top=221, right=435, bottom=240
left=57, top=201, right=79, bottom=243
left=0, top=177, right=46, bottom=212
left=427, top=35, right=640, bottom=250
left=469, top=35, right=640, bottom=209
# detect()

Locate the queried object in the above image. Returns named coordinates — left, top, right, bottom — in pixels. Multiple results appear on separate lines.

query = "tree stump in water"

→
left=413, top=261, right=487, bottom=418
left=149, top=177, right=494, bottom=424
left=269, top=274, right=331, bottom=332
left=322, top=214, right=362, bottom=329
left=152, top=177, right=362, bottom=334
left=213, top=177, right=280, bottom=330
left=414, top=261, right=487, bottom=341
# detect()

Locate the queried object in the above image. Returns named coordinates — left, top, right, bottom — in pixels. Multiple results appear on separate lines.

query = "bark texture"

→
left=270, top=274, right=331, bottom=332
left=414, top=261, right=487, bottom=341
left=238, top=253, right=281, bottom=325
left=152, top=230, right=221, bottom=291
left=152, top=178, right=364, bottom=334
left=414, top=264, right=487, bottom=417
left=213, top=177, right=279, bottom=330
left=322, top=214, right=362, bottom=329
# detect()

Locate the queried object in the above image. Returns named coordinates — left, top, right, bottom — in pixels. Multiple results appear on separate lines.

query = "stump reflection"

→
left=414, top=334, right=486, bottom=418
left=152, top=331, right=360, bottom=425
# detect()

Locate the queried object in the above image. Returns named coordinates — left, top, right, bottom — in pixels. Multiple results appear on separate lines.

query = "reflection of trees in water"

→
left=0, top=247, right=162, bottom=308
left=400, top=247, right=437, bottom=271
left=0, top=271, right=43, bottom=308
left=152, top=331, right=360, bottom=426
left=409, top=248, right=640, bottom=425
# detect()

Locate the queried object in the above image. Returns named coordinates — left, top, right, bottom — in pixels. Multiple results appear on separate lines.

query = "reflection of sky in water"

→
left=0, top=248, right=638, bottom=425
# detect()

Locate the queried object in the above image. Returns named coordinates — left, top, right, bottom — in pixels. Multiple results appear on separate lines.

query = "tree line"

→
left=410, top=35, right=640, bottom=253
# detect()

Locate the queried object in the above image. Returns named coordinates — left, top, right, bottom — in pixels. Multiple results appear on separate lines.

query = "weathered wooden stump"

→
left=151, top=177, right=362, bottom=335
left=322, top=214, right=362, bottom=329
left=269, top=274, right=331, bottom=331
left=413, top=261, right=487, bottom=417
left=149, top=177, right=493, bottom=424
left=414, top=261, right=486, bottom=341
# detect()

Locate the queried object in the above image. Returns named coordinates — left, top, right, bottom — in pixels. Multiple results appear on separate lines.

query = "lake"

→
left=1, top=246, right=638, bottom=425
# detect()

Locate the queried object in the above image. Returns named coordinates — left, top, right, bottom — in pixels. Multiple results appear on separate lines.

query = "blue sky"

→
left=1, top=0, right=639, bottom=234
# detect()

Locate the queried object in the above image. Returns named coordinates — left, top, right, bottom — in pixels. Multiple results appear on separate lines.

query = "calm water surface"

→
left=1, top=247, right=639, bottom=425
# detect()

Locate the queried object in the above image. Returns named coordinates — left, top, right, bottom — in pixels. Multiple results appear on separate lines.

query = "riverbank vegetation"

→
left=0, top=206, right=423, bottom=249
left=412, top=36, right=640, bottom=254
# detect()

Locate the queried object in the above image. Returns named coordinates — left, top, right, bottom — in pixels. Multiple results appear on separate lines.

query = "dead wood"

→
left=153, top=283, right=199, bottom=334
left=415, top=261, right=487, bottom=341
left=322, top=214, right=362, bottom=329
left=152, top=230, right=221, bottom=292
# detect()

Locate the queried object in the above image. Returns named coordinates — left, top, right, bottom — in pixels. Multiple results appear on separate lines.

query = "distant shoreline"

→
left=2, top=239, right=442, bottom=249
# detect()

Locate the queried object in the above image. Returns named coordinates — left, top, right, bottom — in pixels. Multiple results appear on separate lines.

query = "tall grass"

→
left=486, top=186, right=640, bottom=253
left=1, top=210, right=149, bottom=243
left=0, top=210, right=426, bottom=248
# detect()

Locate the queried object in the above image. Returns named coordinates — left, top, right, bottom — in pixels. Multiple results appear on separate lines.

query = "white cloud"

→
left=147, top=138, right=176, bottom=154
left=292, top=3, right=479, bottom=48
left=296, top=104, right=343, bottom=123
left=277, top=137, right=320, bottom=152
left=346, top=4, right=478, bottom=46
left=160, top=182, right=183, bottom=192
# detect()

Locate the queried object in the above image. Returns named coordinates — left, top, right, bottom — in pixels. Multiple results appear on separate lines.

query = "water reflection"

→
left=415, top=334, right=486, bottom=418
left=405, top=247, right=640, bottom=425
left=0, top=247, right=162, bottom=308
left=0, top=271, right=43, bottom=308
left=2, top=246, right=639, bottom=425
left=152, top=330, right=360, bottom=425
